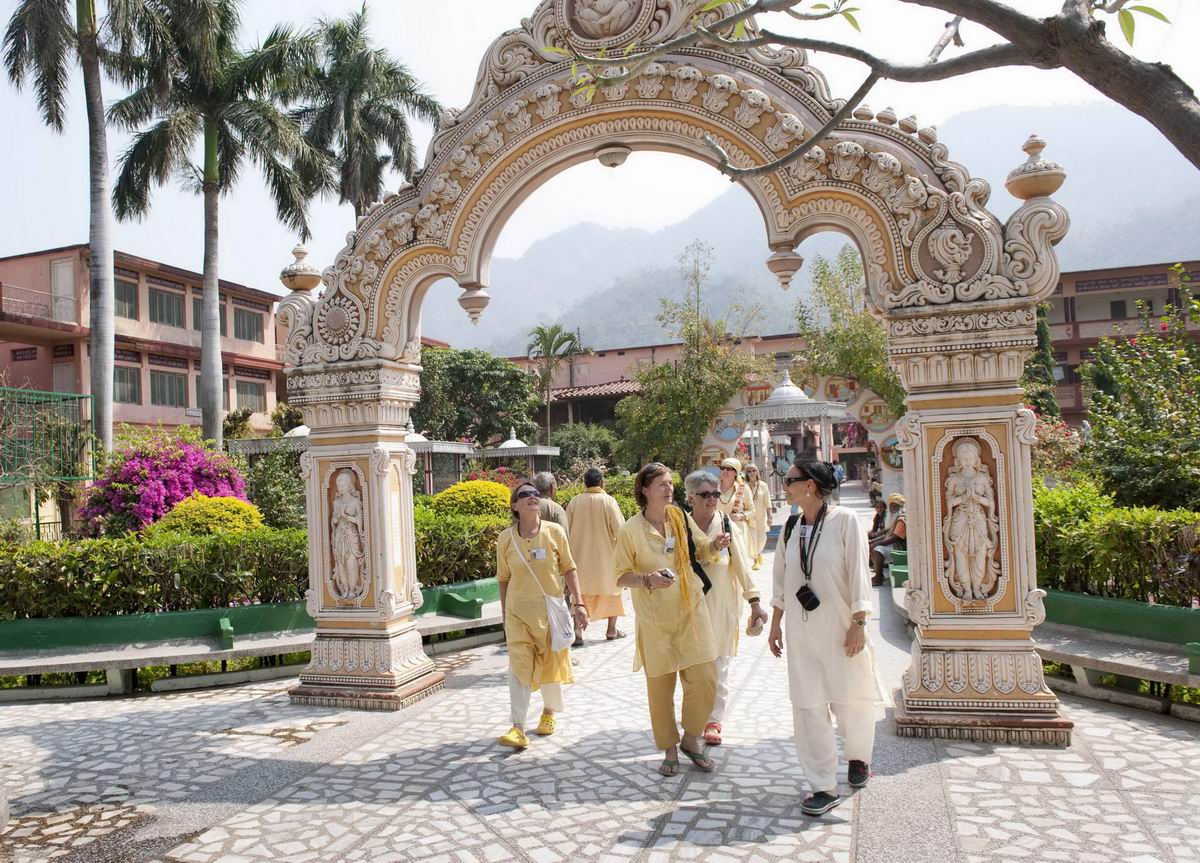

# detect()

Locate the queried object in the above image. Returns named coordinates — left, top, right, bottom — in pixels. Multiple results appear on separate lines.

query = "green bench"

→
left=887, top=549, right=908, bottom=588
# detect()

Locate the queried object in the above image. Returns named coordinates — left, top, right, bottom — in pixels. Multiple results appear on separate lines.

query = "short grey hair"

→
left=684, top=470, right=719, bottom=496
left=531, top=472, right=557, bottom=496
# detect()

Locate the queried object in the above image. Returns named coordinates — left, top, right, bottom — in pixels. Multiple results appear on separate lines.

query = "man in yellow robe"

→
left=565, top=468, right=627, bottom=642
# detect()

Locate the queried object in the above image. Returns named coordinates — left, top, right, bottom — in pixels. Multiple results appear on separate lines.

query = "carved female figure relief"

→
left=331, top=470, right=369, bottom=604
left=942, top=438, right=1001, bottom=602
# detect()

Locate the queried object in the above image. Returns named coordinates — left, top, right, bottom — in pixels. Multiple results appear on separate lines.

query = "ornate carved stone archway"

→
left=279, top=0, right=1071, bottom=742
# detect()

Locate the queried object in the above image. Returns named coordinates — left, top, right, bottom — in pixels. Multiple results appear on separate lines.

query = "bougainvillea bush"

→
left=81, top=431, right=247, bottom=535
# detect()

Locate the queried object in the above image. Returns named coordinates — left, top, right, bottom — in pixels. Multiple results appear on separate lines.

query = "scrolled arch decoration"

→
left=282, top=0, right=1072, bottom=743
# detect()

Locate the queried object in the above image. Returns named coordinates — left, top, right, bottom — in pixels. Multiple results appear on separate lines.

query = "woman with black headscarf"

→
left=769, top=460, right=885, bottom=817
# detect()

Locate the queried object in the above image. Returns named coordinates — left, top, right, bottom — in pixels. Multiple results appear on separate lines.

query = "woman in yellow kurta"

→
left=496, top=481, right=588, bottom=750
left=565, top=467, right=627, bottom=641
left=716, top=458, right=755, bottom=567
left=744, top=462, right=774, bottom=570
left=614, top=463, right=730, bottom=776
left=684, top=471, right=769, bottom=746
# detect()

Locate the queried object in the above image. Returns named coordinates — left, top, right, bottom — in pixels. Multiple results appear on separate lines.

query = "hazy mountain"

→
left=420, top=102, right=1200, bottom=353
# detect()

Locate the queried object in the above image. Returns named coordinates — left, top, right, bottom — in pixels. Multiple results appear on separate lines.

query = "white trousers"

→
left=509, top=673, right=563, bottom=727
left=793, top=701, right=877, bottom=793
left=710, top=656, right=733, bottom=723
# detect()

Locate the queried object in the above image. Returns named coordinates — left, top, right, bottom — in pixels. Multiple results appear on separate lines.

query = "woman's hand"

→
left=573, top=606, right=589, bottom=630
left=748, top=601, right=769, bottom=629
left=646, top=569, right=675, bottom=589
left=844, top=621, right=866, bottom=657
left=768, top=621, right=784, bottom=658
left=714, top=532, right=732, bottom=550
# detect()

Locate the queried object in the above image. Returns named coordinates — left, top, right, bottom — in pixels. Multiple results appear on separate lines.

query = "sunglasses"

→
left=515, top=489, right=540, bottom=500
left=692, top=490, right=721, bottom=500
left=785, top=476, right=810, bottom=486
left=720, top=467, right=736, bottom=473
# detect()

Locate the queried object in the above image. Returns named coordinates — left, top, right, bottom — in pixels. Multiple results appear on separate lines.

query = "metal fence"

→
left=0, top=386, right=94, bottom=484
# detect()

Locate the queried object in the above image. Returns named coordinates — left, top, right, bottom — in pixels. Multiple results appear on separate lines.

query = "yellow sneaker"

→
left=497, top=726, right=529, bottom=749
left=753, top=555, right=763, bottom=570
left=536, top=712, right=557, bottom=736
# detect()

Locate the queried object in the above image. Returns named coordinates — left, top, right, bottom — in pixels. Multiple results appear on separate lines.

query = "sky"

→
left=0, top=0, right=1196, bottom=298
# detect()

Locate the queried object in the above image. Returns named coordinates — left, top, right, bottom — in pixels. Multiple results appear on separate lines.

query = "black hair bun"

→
left=797, top=460, right=837, bottom=496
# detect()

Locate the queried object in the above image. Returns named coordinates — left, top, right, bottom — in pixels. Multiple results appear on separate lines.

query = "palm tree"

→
left=110, top=0, right=328, bottom=449
left=3, top=0, right=165, bottom=451
left=295, top=4, right=441, bottom=220
left=527, top=325, right=589, bottom=445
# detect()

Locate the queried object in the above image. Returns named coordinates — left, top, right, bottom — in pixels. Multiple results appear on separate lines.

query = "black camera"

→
left=796, top=584, right=820, bottom=612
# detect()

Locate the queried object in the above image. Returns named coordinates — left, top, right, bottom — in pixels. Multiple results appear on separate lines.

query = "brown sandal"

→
left=606, top=630, right=627, bottom=640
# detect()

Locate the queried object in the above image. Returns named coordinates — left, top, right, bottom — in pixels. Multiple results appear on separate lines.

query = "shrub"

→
left=145, top=493, right=264, bottom=537
left=1034, top=479, right=1200, bottom=606
left=463, top=463, right=525, bottom=489
left=430, top=479, right=513, bottom=518
left=1031, top=413, right=1084, bottom=483
left=223, top=406, right=256, bottom=441
left=0, top=527, right=308, bottom=619
left=271, top=401, right=305, bottom=436
left=550, top=423, right=617, bottom=473
left=81, top=431, right=246, bottom=535
left=414, top=505, right=508, bottom=587
left=245, top=450, right=306, bottom=529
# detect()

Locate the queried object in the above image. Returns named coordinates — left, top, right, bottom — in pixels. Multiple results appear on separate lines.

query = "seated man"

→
left=869, top=493, right=906, bottom=587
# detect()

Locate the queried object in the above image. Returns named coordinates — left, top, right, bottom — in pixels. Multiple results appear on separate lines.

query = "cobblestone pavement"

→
left=2, top=485, right=1198, bottom=863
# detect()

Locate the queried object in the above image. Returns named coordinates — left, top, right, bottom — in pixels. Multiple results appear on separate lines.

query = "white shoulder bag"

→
left=516, top=543, right=575, bottom=651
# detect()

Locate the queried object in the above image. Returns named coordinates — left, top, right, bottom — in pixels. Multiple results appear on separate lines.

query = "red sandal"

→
left=703, top=722, right=722, bottom=745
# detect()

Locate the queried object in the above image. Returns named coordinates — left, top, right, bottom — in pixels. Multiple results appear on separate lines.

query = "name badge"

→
left=664, top=537, right=676, bottom=553
left=797, top=525, right=812, bottom=539
left=532, top=548, right=547, bottom=561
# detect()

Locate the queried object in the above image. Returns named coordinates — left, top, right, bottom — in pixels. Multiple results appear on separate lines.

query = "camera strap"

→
left=798, top=503, right=828, bottom=584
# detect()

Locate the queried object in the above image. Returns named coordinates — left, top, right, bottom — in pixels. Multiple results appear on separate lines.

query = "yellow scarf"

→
left=664, top=505, right=695, bottom=605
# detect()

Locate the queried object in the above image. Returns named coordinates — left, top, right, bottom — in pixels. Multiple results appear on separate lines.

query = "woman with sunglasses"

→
left=684, top=470, right=769, bottom=747
left=496, top=481, right=588, bottom=749
left=769, top=460, right=884, bottom=816
left=614, top=463, right=731, bottom=776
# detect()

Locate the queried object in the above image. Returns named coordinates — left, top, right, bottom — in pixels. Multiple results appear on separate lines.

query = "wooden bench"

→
left=0, top=597, right=503, bottom=701
left=890, top=586, right=1200, bottom=722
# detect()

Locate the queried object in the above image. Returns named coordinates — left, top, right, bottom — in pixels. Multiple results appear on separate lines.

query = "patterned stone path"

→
left=2, top=484, right=1198, bottom=863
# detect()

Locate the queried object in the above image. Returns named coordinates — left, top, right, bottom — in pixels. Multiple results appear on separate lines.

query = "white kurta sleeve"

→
left=843, top=509, right=873, bottom=616
left=771, top=526, right=787, bottom=611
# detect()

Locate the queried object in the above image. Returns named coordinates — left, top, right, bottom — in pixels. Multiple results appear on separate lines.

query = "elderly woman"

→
left=744, top=463, right=773, bottom=570
left=684, top=470, right=769, bottom=746
left=496, top=481, right=589, bottom=749
left=869, top=493, right=907, bottom=586
left=716, top=458, right=755, bottom=562
left=614, top=463, right=730, bottom=776
left=769, top=460, right=884, bottom=816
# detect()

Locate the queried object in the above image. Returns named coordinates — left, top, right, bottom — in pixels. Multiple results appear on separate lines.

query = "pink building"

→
left=0, top=244, right=284, bottom=433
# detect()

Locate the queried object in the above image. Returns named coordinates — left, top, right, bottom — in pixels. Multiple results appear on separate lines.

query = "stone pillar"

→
left=277, top=248, right=443, bottom=711
left=890, top=137, right=1072, bottom=745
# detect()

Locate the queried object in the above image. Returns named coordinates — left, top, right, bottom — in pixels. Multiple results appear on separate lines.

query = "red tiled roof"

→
left=551, top=379, right=641, bottom=400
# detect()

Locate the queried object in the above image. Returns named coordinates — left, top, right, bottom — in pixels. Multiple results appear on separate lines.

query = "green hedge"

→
left=414, top=505, right=507, bottom=588
left=1034, top=480, right=1200, bottom=607
left=0, top=528, right=308, bottom=619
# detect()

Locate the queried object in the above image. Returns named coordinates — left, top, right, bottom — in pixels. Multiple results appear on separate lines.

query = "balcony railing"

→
left=0, top=282, right=78, bottom=326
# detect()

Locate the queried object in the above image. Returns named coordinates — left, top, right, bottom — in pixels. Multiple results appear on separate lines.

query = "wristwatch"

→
left=853, top=618, right=866, bottom=627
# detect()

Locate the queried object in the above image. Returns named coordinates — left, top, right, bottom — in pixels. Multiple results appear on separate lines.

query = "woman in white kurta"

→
left=684, top=470, right=768, bottom=746
left=769, top=460, right=885, bottom=817
left=496, top=481, right=589, bottom=750
left=744, top=463, right=773, bottom=569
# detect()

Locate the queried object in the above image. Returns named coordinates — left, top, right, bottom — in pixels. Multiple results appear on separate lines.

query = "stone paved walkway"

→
left=2, top=484, right=1199, bottom=863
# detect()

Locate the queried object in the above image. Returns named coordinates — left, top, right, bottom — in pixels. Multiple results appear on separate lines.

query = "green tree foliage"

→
left=616, top=281, right=768, bottom=472
left=411, top=347, right=538, bottom=446
left=271, top=401, right=305, bottom=436
left=294, top=4, right=441, bottom=218
left=222, top=406, right=255, bottom=441
left=527, top=324, right=589, bottom=444
left=794, top=245, right=906, bottom=416
left=244, top=450, right=305, bottom=528
left=1021, top=303, right=1061, bottom=418
left=1082, top=272, right=1200, bottom=509
left=550, top=422, right=617, bottom=473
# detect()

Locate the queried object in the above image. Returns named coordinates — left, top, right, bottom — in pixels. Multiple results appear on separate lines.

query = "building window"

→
left=150, top=370, right=187, bottom=407
left=195, top=376, right=230, bottom=411
left=236, top=380, right=266, bottom=413
left=193, top=297, right=227, bottom=335
left=114, top=366, right=141, bottom=404
left=234, top=308, right=264, bottom=343
left=149, top=288, right=185, bottom=327
left=115, top=279, right=139, bottom=320
left=1109, top=300, right=1128, bottom=320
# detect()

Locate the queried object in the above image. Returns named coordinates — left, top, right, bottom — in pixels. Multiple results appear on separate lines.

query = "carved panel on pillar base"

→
left=289, top=624, right=444, bottom=710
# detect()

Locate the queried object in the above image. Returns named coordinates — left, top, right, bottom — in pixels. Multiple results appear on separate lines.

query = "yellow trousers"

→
left=645, top=660, right=717, bottom=749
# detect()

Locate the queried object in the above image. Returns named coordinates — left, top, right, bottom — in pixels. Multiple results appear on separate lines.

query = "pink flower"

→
left=1160, top=323, right=1169, bottom=332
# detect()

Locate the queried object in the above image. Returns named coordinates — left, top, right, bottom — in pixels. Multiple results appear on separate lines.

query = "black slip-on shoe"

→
left=801, top=791, right=843, bottom=816
left=848, top=760, right=870, bottom=788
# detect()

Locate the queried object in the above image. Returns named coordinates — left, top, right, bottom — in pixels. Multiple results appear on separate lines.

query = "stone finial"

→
left=852, top=104, right=874, bottom=121
left=279, top=244, right=321, bottom=292
left=899, top=115, right=919, bottom=134
left=1005, top=134, right=1066, bottom=200
left=766, top=248, right=804, bottom=291
left=458, top=286, right=491, bottom=325
left=875, top=106, right=897, bottom=125
left=917, top=125, right=938, bottom=145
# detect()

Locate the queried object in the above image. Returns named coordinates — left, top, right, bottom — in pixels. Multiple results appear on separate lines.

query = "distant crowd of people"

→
left=494, top=458, right=885, bottom=817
